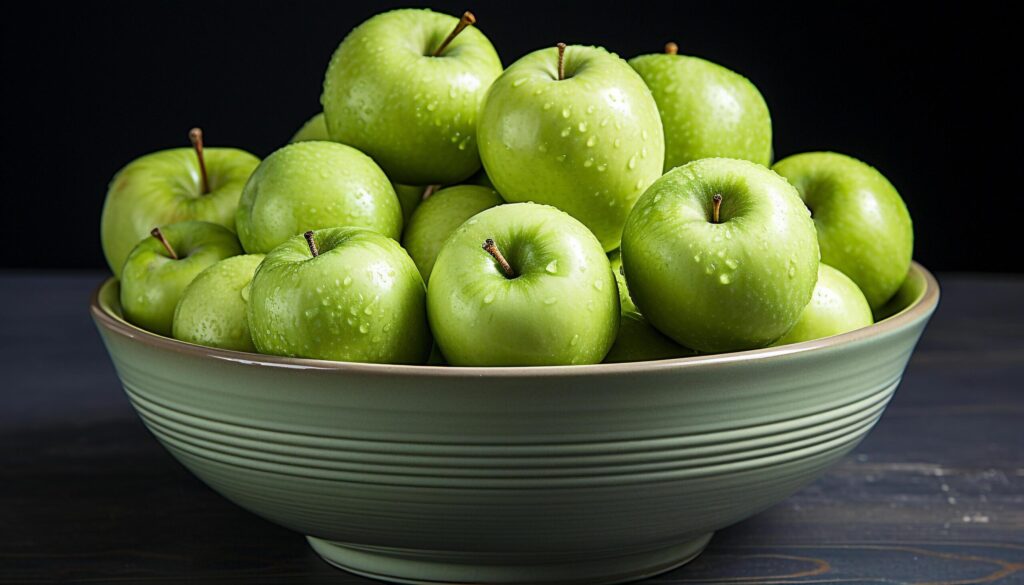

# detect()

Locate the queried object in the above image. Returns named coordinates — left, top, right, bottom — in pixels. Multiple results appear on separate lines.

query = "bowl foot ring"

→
left=307, top=532, right=713, bottom=584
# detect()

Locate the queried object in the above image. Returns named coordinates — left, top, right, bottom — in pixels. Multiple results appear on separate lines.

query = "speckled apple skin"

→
left=621, top=158, right=819, bottom=353
left=235, top=141, right=402, bottom=254
left=322, top=9, right=502, bottom=185
left=290, top=113, right=329, bottom=143
left=120, top=221, right=243, bottom=337
left=247, top=228, right=431, bottom=365
left=604, top=251, right=695, bottom=363
left=101, top=147, right=259, bottom=278
left=629, top=53, right=772, bottom=171
left=478, top=45, right=665, bottom=252
left=428, top=203, right=619, bottom=366
left=402, top=185, right=504, bottom=281
left=774, top=264, right=873, bottom=346
left=772, top=152, right=913, bottom=311
left=172, top=254, right=265, bottom=352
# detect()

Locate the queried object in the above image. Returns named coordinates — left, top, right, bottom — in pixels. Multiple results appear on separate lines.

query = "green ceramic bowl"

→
left=91, top=263, right=939, bottom=585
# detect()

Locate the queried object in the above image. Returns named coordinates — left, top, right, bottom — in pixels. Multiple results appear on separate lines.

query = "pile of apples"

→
left=101, top=8, right=913, bottom=367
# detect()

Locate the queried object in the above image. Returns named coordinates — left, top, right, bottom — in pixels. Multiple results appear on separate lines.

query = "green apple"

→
left=604, top=251, right=695, bottom=363
left=290, top=112, right=329, bottom=142
left=621, top=158, right=819, bottom=353
left=101, top=128, right=258, bottom=277
left=247, top=228, right=431, bottom=364
left=235, top=141, right=402, bottom=253
left=172, top=254, right=265, bottom=351
left=120, top=221, right=243, bottom=336
left=773, top=264, right=873, bottom=346
left=402, top=185, right=504, bottom=281
left=772, top=151, right=913, bottom=310
left=478, top=44, right=664, bottom=252
left=629, top=42, right=772, bottom=171
left=427, top=203, right=618, bottom=366
left=322, top=9, right=502, bottom=185
left=395, top=183, right=428, bottom=226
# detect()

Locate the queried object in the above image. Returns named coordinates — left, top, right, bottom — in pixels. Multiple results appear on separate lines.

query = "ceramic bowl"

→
left=91, top=262, right=939, bottom=585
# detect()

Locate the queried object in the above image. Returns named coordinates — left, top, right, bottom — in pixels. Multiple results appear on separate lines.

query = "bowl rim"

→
left=91, top=261, right=939, bottom=378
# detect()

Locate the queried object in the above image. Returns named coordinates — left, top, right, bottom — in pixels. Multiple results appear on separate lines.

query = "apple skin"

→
left=604, top=251, right=695, bottom=363
left=247, top=227, right=431, bottom=364
left=322, top=9, right=502, bottom=185
left=235, top=141, right=402, bottom=254
left=120, top=221, right=243, bottom=337
left=629, top=51, right=772, bottom=171
left=427, top=203, right=619, bottom=366
left=101, top=147, right=259, bottom=277
left=402, top=185, right=504, bottom=281
left=772, top=264, right=873, bottom=346
left=290, top=113, right=329, bottom=142
left=172, top=254, right=265, bottom=352
left=478, top=44, right=665, bottom=252
left=621, top=158, right=819, bottom=353
left=772, top=152, right=912, bottom=310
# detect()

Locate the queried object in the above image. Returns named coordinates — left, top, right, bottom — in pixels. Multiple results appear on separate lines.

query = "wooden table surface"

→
left=2, top=272, right=1022, bottom=584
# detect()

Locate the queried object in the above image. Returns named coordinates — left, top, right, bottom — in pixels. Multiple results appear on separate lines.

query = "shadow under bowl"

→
left=91, top=262, right=939, bottom=585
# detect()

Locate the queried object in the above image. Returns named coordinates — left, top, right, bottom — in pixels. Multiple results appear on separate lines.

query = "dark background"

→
left=2, top=1, right=1021, bottom=272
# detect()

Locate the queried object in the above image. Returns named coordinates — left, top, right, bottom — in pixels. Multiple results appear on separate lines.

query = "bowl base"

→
left=307, top=533, right=713, bottom=585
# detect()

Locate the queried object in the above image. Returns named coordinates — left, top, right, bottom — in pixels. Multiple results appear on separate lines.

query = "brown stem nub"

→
left=556, top=42, right=567, bottom=80
left=304, top=230, right=319, bottom=257
left=150, top=227, right=178, bottom=260
left=665, top=42, right=678, bottom=55
left=422, top=184, right=441, bottom=200
left=188, top=127, right=210, bottom=195
left=482, top=238, right=515, bottom=278
left=712, top=194, right=723, bottom=224
left=433, top=11, right=476, bottom=56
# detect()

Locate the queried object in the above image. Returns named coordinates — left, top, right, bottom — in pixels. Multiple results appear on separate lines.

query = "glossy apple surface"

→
left=478, top=44, right=664, bottom=251
left=120, top=221, right=242, bottom=336
left=247, top=227, right=431, bottom=364
left=236, top=141, right=402, bottom=253
left=402, top=185, right=503, bottom=281
left=101, top=147, right=258, bottom=277
left=629, top=46, right=772, bottom=170
left=621, top=158, right=819, bottom=352
left=604, top=251, right=695, bottom=363
left=172, top=254, right=265, bottom=351
left=773, top=264, right=873, bottom=346
left=772, top=151, right=913, bottom=310
left=322, top=9, right=502, bottom=185
left=428, top=203, right=618, bottom=366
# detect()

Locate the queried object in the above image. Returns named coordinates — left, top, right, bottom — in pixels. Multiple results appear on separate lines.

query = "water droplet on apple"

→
left=593, top=279, right=604, bottom=290
left=642, top=129, right=649, bottom=141
left=561, top=127, right=571, bottom=138
left=705, top=263, right=716, bottom=275
left=343, top=276, right=352, bottom=286
left=628, top=155, right=637, bottom=170
left=641, top=146, right=648, bottom=158
left=561, top=107, right=571, bottom=118
left=586, top=136, right=597, bottom=147
left=719, top=274, right=732, bottom=285
left=597, top=163, right=607, bottom=172
left=556, top=154, right=567, bottom=163
left=512, top=78, right=527, bottom=87
left=653, top=194, right=662, bottom=203
left=693, top=253, right=702, bottom=262
left=570, top=334, right=580, bottom=346
left=483, top=292, right=495, bottom=304
left=426, top=101, right=438, bottom=111
left=545, top=260, right=558, bottom=274
left=586, top=105, right=595, bottom=114
left=364, top=305, right=374, bottom=315
left=613, top=138, right=621, bottom=148
left=359, top=323, right=369, bottom=334
left=635, top=179, right=645, bottom=190
left=543, top=102, right=553, bottom=110
left=578, top=122, right=588, bottom=132
left=584, top=158, right=594, bottom=167
left=725, top=259, right=739, bottom=269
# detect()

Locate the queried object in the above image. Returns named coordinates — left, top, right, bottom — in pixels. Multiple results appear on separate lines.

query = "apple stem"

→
left=422, top=184, right=441, bottom=200
left=665, top=42, right=678, bottom=55
left=712, top=194, right=723, bottom=224
left=189, top=127, right=210, bottom=195
left=482, top=238, right=515, bottom=278
left=150, top=227, right=178, bottom=260
left=433, top=11, right=476, bottom=56
left=304, top=230, right=319, bottom=257
left=556, top=42, right=567, bottom=80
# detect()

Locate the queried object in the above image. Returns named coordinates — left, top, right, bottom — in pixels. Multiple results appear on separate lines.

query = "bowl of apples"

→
left=92, top=8, right=939, bottom=585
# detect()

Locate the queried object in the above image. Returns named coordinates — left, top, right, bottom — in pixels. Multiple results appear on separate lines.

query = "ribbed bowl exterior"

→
left=91, top=264, right=937, bottom=583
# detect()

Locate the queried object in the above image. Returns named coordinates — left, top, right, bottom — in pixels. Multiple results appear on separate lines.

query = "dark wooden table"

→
left=2, top=272, right=1022, bottom=584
